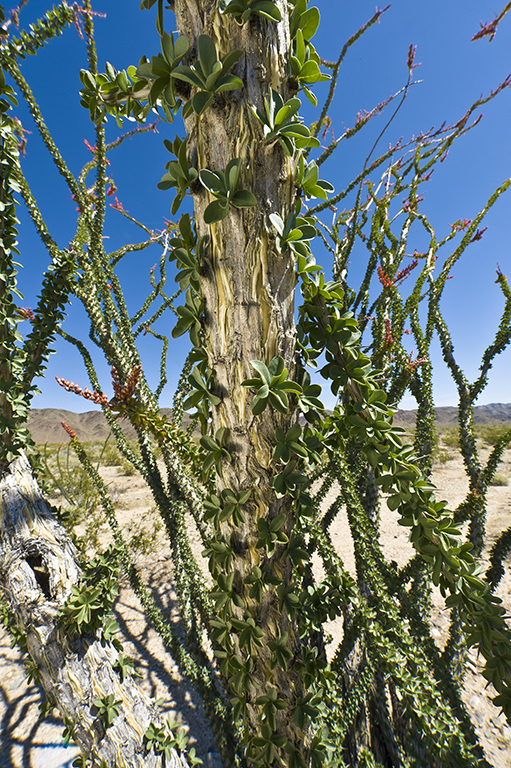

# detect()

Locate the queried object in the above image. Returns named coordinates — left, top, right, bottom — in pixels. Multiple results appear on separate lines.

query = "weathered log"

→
left=0, top=452, right=189, bottom=768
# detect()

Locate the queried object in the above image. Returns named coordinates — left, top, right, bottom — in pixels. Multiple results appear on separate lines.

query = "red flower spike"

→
left=470, top=227, right=488, bottom=243
left=395, top=258, right=419, bottom=284
left=450, top=218, right=472, bottom=233
left=55, top=376, right=110, bottom=407
left=377, top=265, right=394, bottom=288
left=383, top=318, right=394, bottom=349
left=407, top=44, right=421, bottom=72
left=406, top=352, right=428, bottom=371
left=109, top=197, right=126, bottom=213
left=16, top=307, right=34, bottom=321
left=61, top=421, right=76, bottom=439
left=111, top=365, right=142, bottom=403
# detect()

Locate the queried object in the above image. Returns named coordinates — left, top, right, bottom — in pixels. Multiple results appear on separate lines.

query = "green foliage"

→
left=0, top=66, right=31, bottom=464
left=113, top=652, right=142, bottom=683
left=171, top=35, right=243, bottom=117
left=2, top=2, right=76, bottom=60
left=168, top=214, right=206, bottom=293
left=200, top=427, right=231, bottom=477
left=172, top=288, right=203, bottom=346
left=220, top=0, right=282, bottom=25
left=79, top=30, right=189, bottom=125
left=144, top=717, right=203, bottom=765
left=273, top=423, right=307, bottom=463
left=250, top=89, right=320, bottom=155
left=242, top=357, right=302, bottom=414
left=288, top=1, right=329, bottom=105
left=55, top=544, right=123, bottom=645
left=199, top=158, right=257, bottom=223
left=157, top=136, right=199, bottom=215
left=270, top=209, right=316, bottom=257
left=136, top=29, right=190, bottom=116
left=4, top=1, right=511, bottom=767
left=93, top=693, right=123, bottom=729
left=295, top=155, right=334, bottom=200
left=256, top=512, right=288, bottom=556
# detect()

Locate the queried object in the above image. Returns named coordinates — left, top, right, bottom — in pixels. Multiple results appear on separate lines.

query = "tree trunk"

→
left=0, top=452, right=189, bottom=768
left=173, top=0, right=308, bottom=759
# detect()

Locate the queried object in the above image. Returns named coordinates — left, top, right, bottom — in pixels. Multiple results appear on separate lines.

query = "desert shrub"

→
left=477, top=423, right=511, bottom=446
left=490, top=473, right=509, bottom=487
left=121, top=458, right=137, bottom=476
left=100, top=441, right=123, bottom=466
left=439, top=427, right=459, bottom=449
left=39, top=442, right=99, bottom=513
left=123, top=507, right=163, bottom=557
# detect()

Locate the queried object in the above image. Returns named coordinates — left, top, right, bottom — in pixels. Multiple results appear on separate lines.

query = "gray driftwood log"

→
left=0, top=452, right=189, bottom=768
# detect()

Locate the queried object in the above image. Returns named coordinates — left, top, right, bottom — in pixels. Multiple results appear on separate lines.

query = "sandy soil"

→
left=1, top=447, right=510, bottom=768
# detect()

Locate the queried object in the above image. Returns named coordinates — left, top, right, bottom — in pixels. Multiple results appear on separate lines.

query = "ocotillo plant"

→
left=1, top=1, right=511, bottom=767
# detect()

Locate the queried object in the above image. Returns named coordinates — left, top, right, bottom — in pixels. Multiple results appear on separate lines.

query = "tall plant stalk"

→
left=0, top=2, right=510, bottom=767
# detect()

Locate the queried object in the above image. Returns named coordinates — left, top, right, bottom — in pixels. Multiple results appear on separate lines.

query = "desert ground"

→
left=1, top=418, right=510, bottom=767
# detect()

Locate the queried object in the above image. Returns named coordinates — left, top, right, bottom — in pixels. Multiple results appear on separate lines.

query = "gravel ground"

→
left=1, top=446, right=510, bottom=767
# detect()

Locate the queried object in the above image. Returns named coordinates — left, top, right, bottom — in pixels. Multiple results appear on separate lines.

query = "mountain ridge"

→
left=26, top=404, right=511, bottom=444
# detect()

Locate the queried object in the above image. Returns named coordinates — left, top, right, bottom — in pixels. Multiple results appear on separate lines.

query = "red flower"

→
left=470, top=227, right=487, bottom=243
left=61, top=421, right=76, bottom=439
left=16, top=307, right=34, bottom=321
left=383, top=318, right=394, bottom=349
left=450, top=218, right=472, bottom=233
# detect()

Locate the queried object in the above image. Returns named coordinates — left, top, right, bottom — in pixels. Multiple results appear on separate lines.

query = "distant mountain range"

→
left=394, top=402, right=511, bottom=427
left=26, top=404, right=511, bottom=444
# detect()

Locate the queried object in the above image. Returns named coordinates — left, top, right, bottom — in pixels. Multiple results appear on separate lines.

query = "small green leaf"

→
left=204, top=200, right=230, bottom=224
left=198, top=35, right=218, bottom=78
left=251, top=360, right=271, bottom=384
left=199, top=169, right=225, bottom=195
left=300, top=7, right=320, bottom=40
left=231, top=189, right=257, bottom=208
left=192, top=90, right=214, bottom=115
left=225, top=158, right=241, bottom=192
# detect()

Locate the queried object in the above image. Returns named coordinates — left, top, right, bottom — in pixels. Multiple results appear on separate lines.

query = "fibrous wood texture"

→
left=0, top=452, right=188, bottom=768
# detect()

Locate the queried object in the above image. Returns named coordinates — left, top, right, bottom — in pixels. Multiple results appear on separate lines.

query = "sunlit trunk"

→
left=174, top=0, right=308, bottom=756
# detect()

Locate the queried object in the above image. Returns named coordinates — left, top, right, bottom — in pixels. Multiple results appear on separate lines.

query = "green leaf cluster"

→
left=171, top=288, right=203, bottom=347
left=204, top=487, right=251, bottom=526
left=251, top=89, right=320, bottom=155
left=242, top=357, right=302, bottom=414
left=270, top=210, right=316, bottom=259
left=182, top=365, right=221, bottom=412
left=171, top=35, right=243, bottom=116
left=144, top=717, right=203, bottom=766
left=220, top=0, right=282, bottom=25
left=200, top=427, right=231, bottom=477
left=93, top=693, right=123, bottom=729
left=250, top=724, right=287, bottom=766
left=136, top=30, right=190, bottom=116
left=289, top=1, right=329, bottom=106
left=56, top=544, right=123, bottom=648
left=79, top=31, right=189, bottom=125
left=157, top=137, right=198, bottom=215
left=168, top=213, right=205, bottom=293
left=199, top=158, right=256, bottom=224
left=243, top=566, right=281, bottom=602
left=256, top=512, right=288, bottom=556
left=296, top=155, right=334, bottom=200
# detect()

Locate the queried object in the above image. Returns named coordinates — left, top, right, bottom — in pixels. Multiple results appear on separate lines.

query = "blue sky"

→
left=11, top=0, right=511, bottom=412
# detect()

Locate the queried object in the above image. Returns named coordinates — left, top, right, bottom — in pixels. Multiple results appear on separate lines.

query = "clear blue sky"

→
left=11, top=0, right=511, bottom=412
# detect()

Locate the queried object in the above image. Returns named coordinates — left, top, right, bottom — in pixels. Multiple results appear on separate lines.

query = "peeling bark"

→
left=174, top=0, right=308, bottom=753
left=0, top=453, right=189, bottom=768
